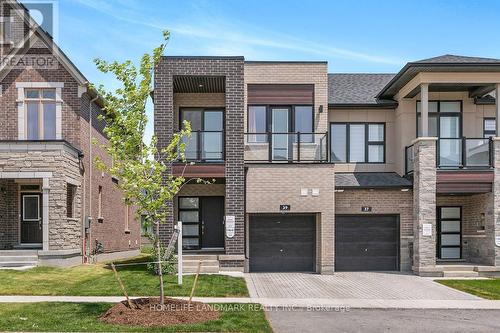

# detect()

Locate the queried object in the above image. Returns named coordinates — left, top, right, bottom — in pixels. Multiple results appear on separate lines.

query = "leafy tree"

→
left=93, top=31, right=190, bottom=305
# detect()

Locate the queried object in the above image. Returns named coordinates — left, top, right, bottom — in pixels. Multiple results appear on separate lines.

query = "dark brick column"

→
left=153, top=57, right=245, bottom=261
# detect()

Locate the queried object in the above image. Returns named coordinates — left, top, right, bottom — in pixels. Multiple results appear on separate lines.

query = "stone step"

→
left=442, top=271, right=479, bottom=278
left=439, top=265, right=476, bottom=272
left=180, top=254, right=218, bottom=261
left=475, top=266, right=500, bottom=272
left=0, top=256, right=38, bottom=262
left=0, top=261, right=38, bottom=268
left=182, top=265, right=220, bottom=273
left=0, top=250, right=38, bottom=256
left=182, top=259, right=219, bottom=267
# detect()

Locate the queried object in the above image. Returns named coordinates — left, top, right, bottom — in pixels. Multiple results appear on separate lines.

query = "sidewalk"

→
left=1, top=295, right=499, bottom=309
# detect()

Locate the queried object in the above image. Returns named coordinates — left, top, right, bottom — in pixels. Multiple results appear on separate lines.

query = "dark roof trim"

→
left=377, top=62, right=500, bottom=100
left=335, top=172, right=413, bottom=189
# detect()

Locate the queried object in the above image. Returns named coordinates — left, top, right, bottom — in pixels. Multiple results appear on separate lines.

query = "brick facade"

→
left=154, top=57, right=245, bottom=263
left=335, top=189, right=413, bottom=271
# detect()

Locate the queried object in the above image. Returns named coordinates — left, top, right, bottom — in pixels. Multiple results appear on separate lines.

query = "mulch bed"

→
left=99, top=297, right=220, bottom=327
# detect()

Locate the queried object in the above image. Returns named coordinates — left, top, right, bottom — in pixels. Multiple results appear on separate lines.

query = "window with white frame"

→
left=0, top=17, right=12, bottom=43
left=25, top=88, right=57, bottom=140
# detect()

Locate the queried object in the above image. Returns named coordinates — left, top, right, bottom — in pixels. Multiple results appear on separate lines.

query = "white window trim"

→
left=16, top=82, right=64, bottom=140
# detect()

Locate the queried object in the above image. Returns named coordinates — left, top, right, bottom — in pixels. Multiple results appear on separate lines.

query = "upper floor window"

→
left=179, top=108, right=224, bottom=161
left=417, top=101, right=461, bottom=138
left=247, top=105, right=313, bottom=141
left=0, top=17, right=12, bottom=43
left=484, top=118, right=496, bottom=138
left=25, top=88, right=57, bottom=140
left=330, top=123, right=385, bottom=163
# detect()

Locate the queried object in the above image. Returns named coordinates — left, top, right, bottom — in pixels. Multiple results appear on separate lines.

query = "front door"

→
left=20, top=193, right=42, bottom=244
left=437, top=206, right=462, bottom=260
left=178, top=196, right=225, bottom=250
left=201, top=197, right=225, bottom=249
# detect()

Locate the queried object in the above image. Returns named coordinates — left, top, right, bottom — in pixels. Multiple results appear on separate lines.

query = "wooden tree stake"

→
left=111, top=262, right=134, bottom=309
left=188, top=260, right=202, bottom=305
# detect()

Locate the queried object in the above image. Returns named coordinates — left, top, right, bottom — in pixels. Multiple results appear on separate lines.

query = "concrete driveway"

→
left=245, top=272, right=478, bottom=300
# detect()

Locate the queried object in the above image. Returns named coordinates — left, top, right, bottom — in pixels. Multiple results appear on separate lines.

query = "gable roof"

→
left=377, top=54, right=500, bottom=100
left=0, top=0, right=88, bottom=85
left=328, top=73, right=397, bottom=107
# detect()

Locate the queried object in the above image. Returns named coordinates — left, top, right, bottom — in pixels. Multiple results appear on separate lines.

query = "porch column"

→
left=496, top=83, right=500, bottom=136
left=42, top=178, right=50, bottom=251
left=421, top=83, right=429, bottom=137
left=412, top=137, right=437, bottom=275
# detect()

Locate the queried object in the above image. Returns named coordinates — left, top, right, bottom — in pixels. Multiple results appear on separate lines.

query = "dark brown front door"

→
left=21, top=193, right=43, bottom=244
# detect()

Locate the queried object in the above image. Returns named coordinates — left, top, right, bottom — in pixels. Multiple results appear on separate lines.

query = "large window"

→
left=179, top=108, right=224, bottom=161
left=484, top=118, right=496, bottom=138
left=0, top=17, right=11, bottom=43
left=25, top=88, right=57, bottom=140
left=247, top=105, right=313, bottom=138
left=330, top=123, right=385, bottom=163
left=417, top=101, right=461, bottom=137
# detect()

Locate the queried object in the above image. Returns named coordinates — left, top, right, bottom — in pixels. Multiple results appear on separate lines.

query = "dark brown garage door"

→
left=249, top=214, right=316, bottom=272
left=335, top=215, right=399, bottom=271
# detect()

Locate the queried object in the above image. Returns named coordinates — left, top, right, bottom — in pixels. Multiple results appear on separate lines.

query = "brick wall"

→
left=246, top=164, right=335, bottom=273
left=154, top=57, right=245, bottom=259
left=335, top=189, right=414, bottom=270
left=0, top=179, right=18, bottom=249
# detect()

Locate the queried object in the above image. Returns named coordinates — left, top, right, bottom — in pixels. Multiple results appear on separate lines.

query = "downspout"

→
left=85, top=95, right=99, bottom=262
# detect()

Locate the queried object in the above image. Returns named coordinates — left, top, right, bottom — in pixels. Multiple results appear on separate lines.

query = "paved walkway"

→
left=0, top=295, right=499, bottom=309
left=245, top=272, right=479, bottom=300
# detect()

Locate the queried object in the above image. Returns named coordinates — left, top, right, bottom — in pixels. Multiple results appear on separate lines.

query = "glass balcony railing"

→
left=244, top=132, right=328, bottom=163
left=405, top=137, right=492, bottom=173
left=180, top=131, right=224, bottom=162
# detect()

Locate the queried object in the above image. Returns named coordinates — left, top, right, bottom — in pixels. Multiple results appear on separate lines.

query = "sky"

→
left=27, top=0, right=500, bottom=142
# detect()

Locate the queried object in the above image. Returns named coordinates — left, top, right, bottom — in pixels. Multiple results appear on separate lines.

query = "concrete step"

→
left=182, top=265, right=220, bottom=273
left=442, top=271, right=479, bottom=278
left=0, top=256, right=38, bottom=262
left=0, top=250, right=38, bottom=256
left=182, top=259, right=219, bottom=267
left=0, top=261, right=38, bottom=268
left=181, top=254, right=218, bottom=261
left=439, top=265, right=476, bottom=272
left=475, top=266, right=500, bottom=272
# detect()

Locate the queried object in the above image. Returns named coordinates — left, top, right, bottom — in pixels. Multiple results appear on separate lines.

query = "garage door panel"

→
left=335, top=215, right=399, bottom=271
left=250, top=214, right=315, bottom=272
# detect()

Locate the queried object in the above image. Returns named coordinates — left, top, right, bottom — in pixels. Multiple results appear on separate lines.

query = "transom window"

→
left=25, top=88, right=57, bottom=140
left=330, top=123, right=385, bottom=163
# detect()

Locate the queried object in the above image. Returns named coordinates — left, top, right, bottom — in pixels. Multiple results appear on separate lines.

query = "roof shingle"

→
left=335, top=172, right=412, bottom=188
left=328, top=73, right=395, bottom=105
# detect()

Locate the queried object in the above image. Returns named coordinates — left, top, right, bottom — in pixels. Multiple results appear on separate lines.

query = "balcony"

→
left=244, top=132, right=328, bottom=163
left=405, top=138, right=493, bottom=173
left=181, top=131, right=224, bottom=162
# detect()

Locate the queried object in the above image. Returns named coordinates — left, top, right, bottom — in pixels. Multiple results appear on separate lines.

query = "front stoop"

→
left=176, top=254, right=220, bottom=273
left=415, top=264, right=500, bottom=277
left=0, top=250, right=38, bottom=268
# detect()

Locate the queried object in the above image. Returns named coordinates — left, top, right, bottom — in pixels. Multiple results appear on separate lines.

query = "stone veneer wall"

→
left=0, top=142, right=82, bottom=251
left=492, top=139, right=500, bottom=266
left=335, top=189, right=413, bottom=271
left=412, top=138, right=437, bottom=273
left=246, top=164, right=335, bottom=274
left=154, top=57, right=245, bottom=265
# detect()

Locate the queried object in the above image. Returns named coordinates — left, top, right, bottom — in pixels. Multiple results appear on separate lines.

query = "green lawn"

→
left=437, top=279, right=500, bottom=300
left=0, top=256, right=248, bottom=297
left=0, top=302, right=271, bottom=332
